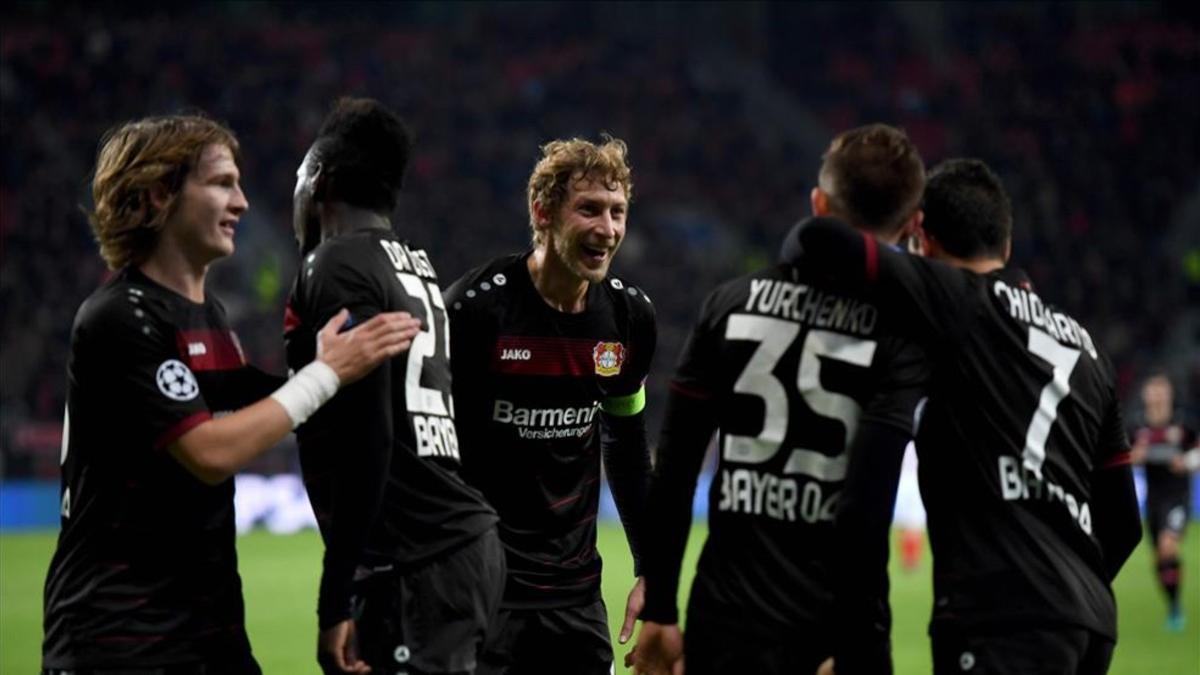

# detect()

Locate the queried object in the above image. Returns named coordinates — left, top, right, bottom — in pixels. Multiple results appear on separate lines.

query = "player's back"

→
left=676, top=262, right=925, bottom=637
left=285, top=229, right=496, bottom=567
left=912, top=265, right=1125, bottom=638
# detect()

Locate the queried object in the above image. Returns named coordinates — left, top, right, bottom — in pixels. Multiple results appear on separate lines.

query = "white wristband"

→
left=1184, top=449, right=1200, bottom=473
left=270, top=361, right=341, bottom=429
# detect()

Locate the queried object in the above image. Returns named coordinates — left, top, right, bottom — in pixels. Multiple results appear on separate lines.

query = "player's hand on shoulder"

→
left=629, top=621, right=684, bottom=675
left=317, top=308, right=421, bottom=385
left=318, top=619, right=372, bottom=673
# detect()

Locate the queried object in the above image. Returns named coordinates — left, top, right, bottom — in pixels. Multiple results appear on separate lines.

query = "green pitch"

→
left=2, top=526, right=1197, bottom=673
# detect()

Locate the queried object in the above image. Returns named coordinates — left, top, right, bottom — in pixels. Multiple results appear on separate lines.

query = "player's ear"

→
left=903, top=211, right=927, bottom=255
left=532, top=200, right=552, bottom=230
left=148, top=182, right=171, bottom=212
left=1003, top=237, right=1012, bottom=263
left=308, top=162, right=326, bottom=201
left=810, top=187, right=828, bottom=217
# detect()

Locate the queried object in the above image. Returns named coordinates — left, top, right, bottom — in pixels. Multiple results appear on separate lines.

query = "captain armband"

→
left=270, top=361, right=341, bottom=429
left=601, top=384, right=646, bottom=417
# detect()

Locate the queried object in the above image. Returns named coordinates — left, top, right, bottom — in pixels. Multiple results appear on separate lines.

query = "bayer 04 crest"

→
left=592, top=341, right=625, bottom=377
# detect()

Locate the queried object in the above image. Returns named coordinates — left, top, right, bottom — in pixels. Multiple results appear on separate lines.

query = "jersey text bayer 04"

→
left=672, top=264, right=926, bottom=636
left=44, top=267, right=281, bottom=669
left=446, top=253, right=656, bottom=608
left=284, top=228, right=497, bottom=627
left=797, top=218, right=1132, bottom=639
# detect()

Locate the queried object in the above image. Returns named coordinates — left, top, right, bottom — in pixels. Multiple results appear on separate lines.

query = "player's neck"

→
left=936, top=253, right=1005, bottom=275
left=138, top=245, right=208, bottom=303
left=527, top=247, right=589, bottom=313
left=320, top=204, right=391, bottom=241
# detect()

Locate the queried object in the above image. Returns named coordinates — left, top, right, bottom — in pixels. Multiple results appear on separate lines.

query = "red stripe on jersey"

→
left=491, top=335, right=606, bottom=377
left=1102, top=451, right=1133, bottom=469
left=155, top=411, right=212, bottom=450
left=863, top=232, right=879, bottom=282
left=283, top=301, right=302, bottom=333
left=176, top=329, right=247, bottom=371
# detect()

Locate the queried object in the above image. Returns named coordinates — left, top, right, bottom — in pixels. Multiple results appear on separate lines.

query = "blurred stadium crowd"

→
left=2, top=2, right=1198, bottom=479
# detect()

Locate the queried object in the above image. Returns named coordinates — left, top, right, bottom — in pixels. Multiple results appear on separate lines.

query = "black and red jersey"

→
left=641, top=260, right=927, bottom=638
left=44, top=267, right=279, bottom=669
left=284, top=227, right=497, bottom=628
left=796, top=217, right=1132, bottom=639
left=446, top=253, right=656, bottom=609
left=1132, top=418, right=1197, bottom=507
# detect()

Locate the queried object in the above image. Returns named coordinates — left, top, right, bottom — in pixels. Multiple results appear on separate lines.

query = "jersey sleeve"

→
left=639, top=288, right=725, bottom=622
left=603, top=285, right=657, bottom=413
left=86, top=297, right=213, bottom=450
left=860, top=338, right=929, bottom=433
left=599, top=285, right=657, bottom=573
left=794, top=217, right=973, bottom=346
left=669, top=288, right=727, bottom=399
left=1098, top=391, right=1133, bottom=469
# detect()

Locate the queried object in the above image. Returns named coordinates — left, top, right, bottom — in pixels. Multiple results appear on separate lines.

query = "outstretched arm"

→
left=169, top=310, right=418, bottom=484
left=829, top=421, right=912, bottom=675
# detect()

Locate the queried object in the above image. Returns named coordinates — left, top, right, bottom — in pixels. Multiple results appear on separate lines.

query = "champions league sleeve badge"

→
left=592, top=341, right=625, bottom=377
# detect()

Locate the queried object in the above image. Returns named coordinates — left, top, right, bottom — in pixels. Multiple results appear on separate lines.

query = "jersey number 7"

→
left=1022, top=326, right=1082, bottom=478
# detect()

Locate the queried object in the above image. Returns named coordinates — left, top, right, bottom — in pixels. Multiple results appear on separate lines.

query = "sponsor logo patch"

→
left=593, top=341, right=625, bottom=377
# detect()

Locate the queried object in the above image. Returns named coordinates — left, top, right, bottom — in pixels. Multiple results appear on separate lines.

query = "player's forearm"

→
left=790, top=216, right=874, bottom=288
left=1092, top=461, right=1141, bottom=580
left=640, top=387, right=717, bottom=624
left=601, top=409, right=652, bottom=573
left=168, top=397, right=294, bottom=485
left=169, top=361, right=340, bottom=485
left=830, top=421, right=909, bottom=675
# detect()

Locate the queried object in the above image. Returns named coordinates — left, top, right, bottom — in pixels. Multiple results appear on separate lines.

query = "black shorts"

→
left=682, top=613, right=829, bottom=675
left=931, top=622, right=1113, bottom=675
left=476, top=599, right=612, bottom=675
left=1147, top=493, right=1190, bottom=541
left=350, top=527, right=506, bottom=675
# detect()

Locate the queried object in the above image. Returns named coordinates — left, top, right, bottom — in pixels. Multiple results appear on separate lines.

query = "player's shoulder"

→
left=73, top=269, right=175, bottom=345
left=445, top=253, right=525, bottom=312
left=304, top=230, right=384, bottom=273
left=701, top=264, right=792, bottom=322
left=599, top=269, right=655, bottom=324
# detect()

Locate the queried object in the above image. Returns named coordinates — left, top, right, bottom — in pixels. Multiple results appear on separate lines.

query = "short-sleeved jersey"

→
left=669, top=263, right=927, bottom=636
left=798, top=219, right=1131, bottom=638
left=446, top=253, right=656, bottom=608
left=284, top=228, right=497, bottom=623
left=1132, top=417, right=1197, bottom=503
left=44, top=267, right=279, bottom=668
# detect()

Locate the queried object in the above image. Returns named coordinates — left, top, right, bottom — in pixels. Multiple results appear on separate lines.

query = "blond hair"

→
left=88, top=115, right=240, bottom=269
left=526, top=135, right=632, bottom=245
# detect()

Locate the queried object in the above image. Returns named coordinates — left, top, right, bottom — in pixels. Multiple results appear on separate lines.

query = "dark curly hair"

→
left=310, top=97, right=412, bottom=213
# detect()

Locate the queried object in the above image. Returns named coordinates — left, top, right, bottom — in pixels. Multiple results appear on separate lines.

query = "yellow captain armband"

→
left=601, top=384, right=646, bottom=417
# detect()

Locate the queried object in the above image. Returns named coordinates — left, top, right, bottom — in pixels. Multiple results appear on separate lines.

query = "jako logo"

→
left=500, top=348, right=532, bottom=361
